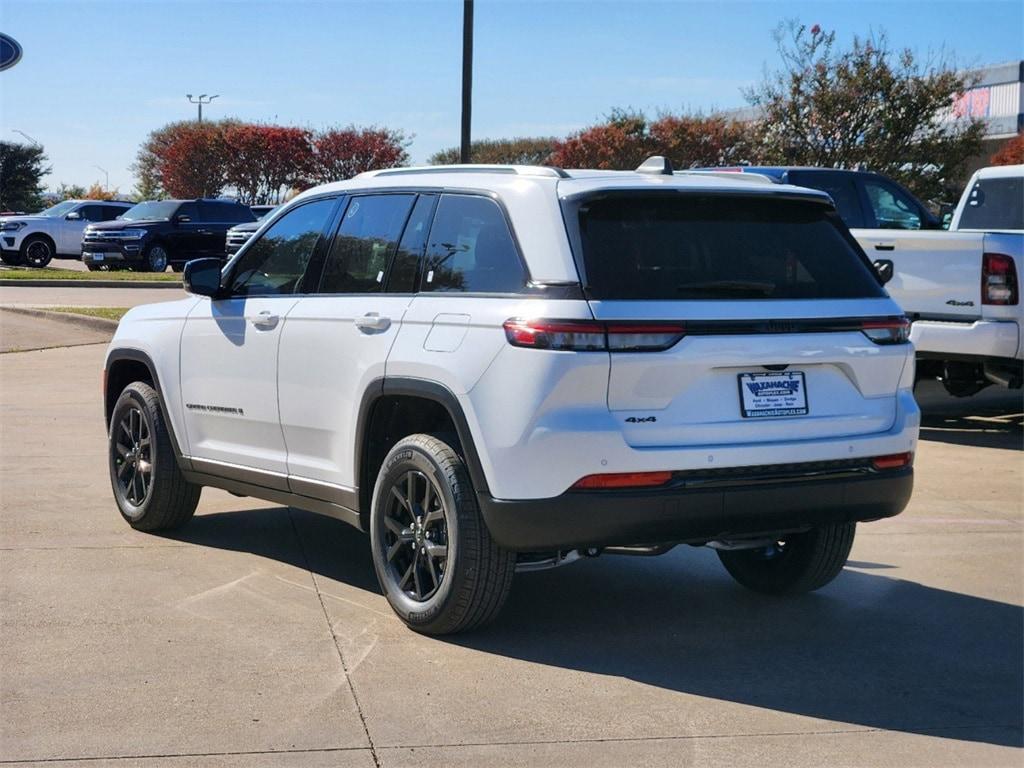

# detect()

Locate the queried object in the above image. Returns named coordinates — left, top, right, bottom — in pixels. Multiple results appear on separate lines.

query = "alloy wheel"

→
left=148, top=246, right=168, bottom=272
left=113, top=406, right=153, bottom=506
left=24, top=240, right=52, bottom=267
left=381, top=470, right=449, bottom=602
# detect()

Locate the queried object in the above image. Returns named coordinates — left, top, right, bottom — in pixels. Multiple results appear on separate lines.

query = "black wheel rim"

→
left=25, top=241, right=51, bottom=266
left=149, top=247, right=167, bottom=271
left=381, top=470, right=449, bottom=602
left=113, top=406, right=152, bottom=506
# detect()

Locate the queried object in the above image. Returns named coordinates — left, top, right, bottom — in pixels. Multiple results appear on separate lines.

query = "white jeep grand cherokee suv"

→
left=103, top=159, right=919, bottom=634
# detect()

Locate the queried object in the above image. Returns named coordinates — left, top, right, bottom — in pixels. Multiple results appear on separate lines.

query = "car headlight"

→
left=0, top=221, right=26, bottom=232
left=117, top=229, right=148, bottom=239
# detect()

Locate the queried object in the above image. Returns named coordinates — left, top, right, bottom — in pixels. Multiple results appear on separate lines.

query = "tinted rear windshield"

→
left=569, top=193, right=885, bottom=300
left=957, top=177, right=1024, bottom=231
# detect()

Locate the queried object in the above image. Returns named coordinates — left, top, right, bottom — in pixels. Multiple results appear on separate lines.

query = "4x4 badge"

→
left=624, top=416, right=657, bottom=423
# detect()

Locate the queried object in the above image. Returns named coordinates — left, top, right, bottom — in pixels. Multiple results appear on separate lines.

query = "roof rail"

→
left=636, top=156, right=674, bottom=175
left=360, top=164, right=570, bottom=179
left=677, top=170, right=779, bottom=185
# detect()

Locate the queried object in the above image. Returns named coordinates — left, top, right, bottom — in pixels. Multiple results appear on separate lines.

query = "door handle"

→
left=873, top=242, right=896, bottom=251
left=251, top=310, right=279, bottom=330
left=354, top=313, right=391, bottom=333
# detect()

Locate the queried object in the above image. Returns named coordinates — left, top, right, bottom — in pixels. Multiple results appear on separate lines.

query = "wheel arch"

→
left=20, top=231, right=56, bottom=255
left=355, top=378, right=490, bottom=527
left=105, top=348, right=189, bottom=469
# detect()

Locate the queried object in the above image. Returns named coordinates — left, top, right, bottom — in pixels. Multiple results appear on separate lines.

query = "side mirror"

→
left=183, top=258, right=224, bottom=297
left=65, top=211, right=81, bottom=220
left=938, top=203, right=955, bottom=230
left=873, top=259, right=894, bottom=285
left=175, top=214, right=191, bottom=224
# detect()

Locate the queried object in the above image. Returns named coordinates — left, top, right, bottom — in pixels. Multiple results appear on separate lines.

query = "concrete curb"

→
left=0, top=305, right=120, bottom=333
left=0, top=279, right=181, bottom=289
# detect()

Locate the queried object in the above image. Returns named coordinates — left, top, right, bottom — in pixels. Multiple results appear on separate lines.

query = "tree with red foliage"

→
left=309, top=127, right=409, bottom=184
left=549, top=110, right=655, bottom=170
left=991, top=132, right=1024, bottom=166
left=146, top=120, right=230, bottom=199
left=650, top=114, right=762, bottom=168
left=223, top=123, right=313, bottom=204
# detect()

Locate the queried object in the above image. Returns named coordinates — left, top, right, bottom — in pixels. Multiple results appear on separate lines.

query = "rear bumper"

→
left=910, top=318, right=1019, bottom=361
left=478, top=465, right=913, bottom=552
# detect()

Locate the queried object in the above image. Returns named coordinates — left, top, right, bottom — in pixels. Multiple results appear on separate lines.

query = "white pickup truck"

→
left=719, top=164, right=1023, bottom=397
left=865, top=165, right=1022, bottom=396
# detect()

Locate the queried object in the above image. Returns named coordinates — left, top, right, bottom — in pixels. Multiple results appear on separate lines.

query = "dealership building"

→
left=955, top=60, right=1023, bottom=174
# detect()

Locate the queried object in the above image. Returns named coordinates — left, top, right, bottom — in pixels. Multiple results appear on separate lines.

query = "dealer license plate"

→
left=738, top=371, right=808, bottom=418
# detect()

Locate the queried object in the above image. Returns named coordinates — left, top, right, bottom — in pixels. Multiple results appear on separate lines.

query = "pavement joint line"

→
left=0, top=543, right=191, bottom=552
left=3, top=723, right=1019, bottom=764
left=1, top=341, right=111, bottom=354
left=0, top=746, right=372, bottom=765
left=285, top=507, right=382, bottom=768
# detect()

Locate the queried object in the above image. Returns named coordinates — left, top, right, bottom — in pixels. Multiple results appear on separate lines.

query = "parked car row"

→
left=0, top=198, right=267, bottom=270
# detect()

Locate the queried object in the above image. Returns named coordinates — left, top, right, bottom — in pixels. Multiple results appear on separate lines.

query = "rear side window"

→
left=788, top=171, right=865, bottom=229
left=571, top=194, right=885, bottom=301
left=319, top=194, right=416, bottom=294
left=104, top=205, right=128, bottom=221
left=957, top=177, right=1024, bottom=230
left=421, top=194, right=526, bottom=293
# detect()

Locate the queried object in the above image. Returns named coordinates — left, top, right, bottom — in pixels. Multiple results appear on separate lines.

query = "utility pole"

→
left=186, top=93, right=219, bottom=123
left=93, top=165, right=109, bottom=190
left=460, top=0, right=473, bottom=164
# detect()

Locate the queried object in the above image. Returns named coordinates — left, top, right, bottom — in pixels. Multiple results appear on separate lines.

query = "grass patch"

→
left=48, top=306, right=129, bottom=322
left=0, top=267, right=180, bottom=282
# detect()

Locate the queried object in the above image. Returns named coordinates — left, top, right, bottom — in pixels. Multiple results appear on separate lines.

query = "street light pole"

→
left=93, top=165, right=109, bottom=190
left=186, top=94, right=220, bottom=123
left=460, top=0, right=473, bottom=164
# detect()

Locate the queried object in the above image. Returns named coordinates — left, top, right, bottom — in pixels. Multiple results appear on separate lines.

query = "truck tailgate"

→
left=853, top=229, right=984, bottom=319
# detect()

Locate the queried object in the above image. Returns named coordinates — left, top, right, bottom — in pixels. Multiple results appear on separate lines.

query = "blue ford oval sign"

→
left=0, top=34, right=23, bottom=72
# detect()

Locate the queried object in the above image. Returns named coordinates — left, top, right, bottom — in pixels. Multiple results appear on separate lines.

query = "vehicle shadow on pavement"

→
left=167, top=507, right=1023, bottom=749
left=915, top=382, right=1023, bottom=450
left=463, top=551, right=1024, bottom=749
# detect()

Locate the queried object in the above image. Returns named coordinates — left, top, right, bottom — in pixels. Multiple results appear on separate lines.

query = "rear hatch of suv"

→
left=560, top=188, right=910, bottom=448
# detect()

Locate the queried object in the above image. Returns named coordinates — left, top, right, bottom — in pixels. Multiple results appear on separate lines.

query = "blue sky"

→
left=1, top=0, right=1021, bottom=194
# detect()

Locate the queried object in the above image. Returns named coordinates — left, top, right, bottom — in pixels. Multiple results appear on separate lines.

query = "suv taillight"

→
left=982, top=252, right=1018, bottom=305
left=503, top=319, right=686, bottom=352
left=861, top=316, right=911, bottom=345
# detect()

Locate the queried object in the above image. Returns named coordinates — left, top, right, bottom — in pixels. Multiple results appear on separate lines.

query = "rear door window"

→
left=957, top=177, right=1024, bottom=230
left=569, top=193, right=885, bottom=301
left=319, top=194, right=416, bottom=294
left=386, top=195, right=435, bottom=293
left=421, top=194, right=526, bottom=293
left=788, top=171, right=866, bottom=229
left=78, top=205, right=106, bottom=222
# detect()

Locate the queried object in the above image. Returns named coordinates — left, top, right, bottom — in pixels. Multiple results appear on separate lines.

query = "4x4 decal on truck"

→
left=945, top=299, right=975, bottom=307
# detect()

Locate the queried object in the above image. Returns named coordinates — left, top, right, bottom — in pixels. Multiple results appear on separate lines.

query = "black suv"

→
left=697, top=167, right=944, bottom=231
left=81, top=199, right=255, bottom=272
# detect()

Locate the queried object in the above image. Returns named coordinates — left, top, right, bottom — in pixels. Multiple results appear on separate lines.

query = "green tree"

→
left=429, top=137, right=556, bottom=166
left=53, top=183, right=88, bottom=200
left=747, top=22, right=985, bottom=203
left=0, top=141, right=50, bottom=212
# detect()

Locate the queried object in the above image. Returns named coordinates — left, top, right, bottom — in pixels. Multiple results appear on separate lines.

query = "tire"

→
left=20, top=235, right=55, bottom=268
left=108, top=381, right=201, bottom=531
left=141, top=244, right=169, bottom=273
left=0, top=252, right=23, bottom=266
left=170, top=263, right=185, bottom=273
left=370, top=434, right=515, bottom=635
left=85, top=264, right=103, bottom=272
left=717, top=522, right=856, bottom=595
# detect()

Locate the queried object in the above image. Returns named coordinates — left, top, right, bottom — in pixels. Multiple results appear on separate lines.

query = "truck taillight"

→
left=982, top=252, right=1018, bottom=305
left=861, top=316, right=911, bottom=345
left=503, top=319, right=685, bottom=352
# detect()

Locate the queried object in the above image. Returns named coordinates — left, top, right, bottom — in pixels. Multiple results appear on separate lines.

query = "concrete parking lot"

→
left=0, top=319, right=1021, bottom=766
